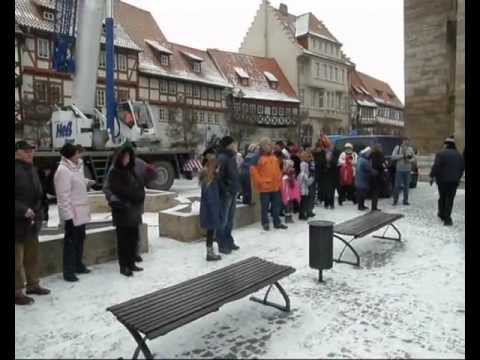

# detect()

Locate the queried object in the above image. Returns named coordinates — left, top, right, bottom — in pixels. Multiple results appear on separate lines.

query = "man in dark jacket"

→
left=216, top=136, right=241, bottom=254
left=15, top=140, right=51, bottom=305
left=430, top=136, right=465, bottom=226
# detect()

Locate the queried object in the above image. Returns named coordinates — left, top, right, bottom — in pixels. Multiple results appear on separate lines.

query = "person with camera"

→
left=391, top=137, right=416, bottom=206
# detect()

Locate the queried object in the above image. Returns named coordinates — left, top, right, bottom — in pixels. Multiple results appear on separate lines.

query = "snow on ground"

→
left=15, top=182, right=465, bottom=359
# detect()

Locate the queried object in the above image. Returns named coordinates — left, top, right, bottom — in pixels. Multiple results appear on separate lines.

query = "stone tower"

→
left=404, top=0, right=464, bottom=154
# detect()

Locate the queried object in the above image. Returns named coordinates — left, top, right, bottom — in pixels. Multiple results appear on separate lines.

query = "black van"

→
left=330, top=135, right=418, bottom=196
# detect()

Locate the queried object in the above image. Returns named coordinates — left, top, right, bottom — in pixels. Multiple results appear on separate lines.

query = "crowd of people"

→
left=14, top=134, right=464, bottom=305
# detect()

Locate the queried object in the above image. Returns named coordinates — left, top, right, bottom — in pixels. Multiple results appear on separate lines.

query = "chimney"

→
left=279, top=3, right=288, bottom=16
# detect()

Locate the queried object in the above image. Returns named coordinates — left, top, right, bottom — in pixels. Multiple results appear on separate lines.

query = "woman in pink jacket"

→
left=54, top=143, right=94, bottom=282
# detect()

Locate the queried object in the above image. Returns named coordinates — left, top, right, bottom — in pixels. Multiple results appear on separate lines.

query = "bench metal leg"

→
left=372, top=224, right=402, bottom=241
left=124, top=326, right=154, bottom=360
left=333, top=234, right=360, bottom=267
left=250, top=282, right=291, bottom=312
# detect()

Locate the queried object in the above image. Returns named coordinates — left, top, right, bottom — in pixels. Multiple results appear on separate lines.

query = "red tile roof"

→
left=351, top=70, right=403, bottom=109
left=207, top=49, right=299, bottom=103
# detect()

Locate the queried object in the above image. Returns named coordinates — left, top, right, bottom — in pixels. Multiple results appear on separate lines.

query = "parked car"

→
left=330, top=135, right=418, bottom=197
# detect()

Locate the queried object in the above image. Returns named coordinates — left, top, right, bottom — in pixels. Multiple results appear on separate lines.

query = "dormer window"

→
left=193, top=62, right=201, bottom=73
left=264, top=71, right=278, bottom=89
left=235, top=67, right=249, bottom=87
left=375, top=89, right=383, bottom=97
left=160, top=54, right=169, bottom=66
left=43, top=11, right=54, bottom=22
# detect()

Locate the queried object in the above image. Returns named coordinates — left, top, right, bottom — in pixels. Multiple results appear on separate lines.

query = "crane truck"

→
left=29, top=0, right=196, bottom=193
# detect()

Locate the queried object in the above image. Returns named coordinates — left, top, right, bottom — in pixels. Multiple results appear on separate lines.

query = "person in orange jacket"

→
left=250, top=139, right=288, bottom=231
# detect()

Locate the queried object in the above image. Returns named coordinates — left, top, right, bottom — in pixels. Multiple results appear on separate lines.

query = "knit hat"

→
left=444, top=136, right=455, bottom=144
left=15, top=140, right=35, bottom=151
left=360, top=146, right=371, bottom=155
left=60, top=143, right=79, bottom=159
left=220, top=136, right=235, bottom=148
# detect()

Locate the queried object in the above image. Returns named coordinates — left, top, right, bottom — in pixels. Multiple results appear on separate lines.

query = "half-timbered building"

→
left=15, top=0, right=142, bottom=145
left=207, top=49, right=300, bottom=146
left=350, top=70, right=404, bottom=135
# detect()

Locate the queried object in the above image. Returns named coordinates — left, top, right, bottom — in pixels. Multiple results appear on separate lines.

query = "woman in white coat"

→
left=54, top=143, right=94, bottom=282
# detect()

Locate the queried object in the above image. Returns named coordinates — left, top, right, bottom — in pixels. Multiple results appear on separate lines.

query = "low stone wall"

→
left=159, top=199, right=261, bottom=242
left=88, top=190, right=177, bottom=213
left=38, top=223, right=149, bottom=278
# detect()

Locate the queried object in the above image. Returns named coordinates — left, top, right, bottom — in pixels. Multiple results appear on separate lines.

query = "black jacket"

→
left=370, top=151, right=386, bottom=188
left=430, top=148, right=465, bottom=183
left=217, top=148, right=240, bottom=197
left=15, top=159, right=44, bottom=241
left=108, top=148, right=145, bottom=227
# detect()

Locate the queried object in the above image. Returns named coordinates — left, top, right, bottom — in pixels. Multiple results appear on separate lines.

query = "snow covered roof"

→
left=356, top=99, right=377, bottom=107
left=15, top=0, right=141, bottom=51
left=180, top=50, right=204, bottom=62
left=351, top=69, right=403, bottom=109
left=234, top=67, right=250, bottom=79
left=263, top=71, right=278, bottom=83
left=145, top=39, right=173, bottom=55
left=208, top=49, right=300, bottom=104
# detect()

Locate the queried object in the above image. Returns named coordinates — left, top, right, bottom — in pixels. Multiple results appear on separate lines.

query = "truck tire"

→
left=149, top=161, right=175, bottom=191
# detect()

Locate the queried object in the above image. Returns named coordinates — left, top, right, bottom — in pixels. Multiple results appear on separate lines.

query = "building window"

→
left=168, top=81, right=176, bottom=95
left=193, top=62, right=201, bottom=73
left=198, top=111, right=205, bottom=123
left=316, top=63, right=320, bottom=77
left=37, top=38, right=50, bottom=59
left=234, top=102, right=241, bottom=113
left=313, top=38, right=318, bottom=49
left=257, top=104, right=264, bottom=114
left=272, top=106, right=278, bottom=116
left=160, top=54, right=169, bottom=66
left=117, top=54, right=127, bottom=71
left=319, top=89, right=324, bottom=108
left=242, top=103, right=249, bottom=113
left=335, top=68, right=339, bottom=82
left=193, top=85, right=200, bottom=98
left=340, top=69, right=344, bottom=84
left=159, top=108, right=166, bottom=121
left=323, top=64, right=327, bottom=79
left=49, top=83, right=62, bottom=105
left=311, top=91, right=316, bottom=108
left=208, top=112, right=214, bottom=123
left=265, top=106, right=271, bottom=115
left=192, top=111, right=198, bottom=122
left=278, top=106, right=284, bottom=116
left=168, top=109, right=176, bottom=121
left=215, top=88, right=222, bottom=101
left=208, top=88, right=215, bottom=100
left=96, top=88, right=105, bottom=108
left=241, top=78, right=249, bottom=86
left=319, top=40, right=324, bottom=52
left=116, top=89, right=129, bottom=101
left=201, top=86, right=208, bottom=100
left=249, top=103, right=256, bottom=114
left=185, top=84, right=192, bottom=98
left=329, top=66, right=333, bottom=81
left=299, top=89, right=304, bottom=104
left=34, top=80, right=49, bottom=104
left=214, top=113, right=220, bottom=123
left=99, top=50, right=106, bottom=68
left=160, top=79, right=168, bottom=94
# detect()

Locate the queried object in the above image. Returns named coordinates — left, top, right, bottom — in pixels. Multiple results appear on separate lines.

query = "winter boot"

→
left=262, top=223, right=270, bottom=231
left=26, top=286, right=51, bottom=295
left=134, top=255, right=143, bottom=262
left=285, top=215, right=294, bottom=224
left=131, top=265, right=144, bottom=272
left=206, top=247, right=222, bottom=261
left=15, top=290, right=34, bottom=306
left=120, top=267, right=133, bottom=277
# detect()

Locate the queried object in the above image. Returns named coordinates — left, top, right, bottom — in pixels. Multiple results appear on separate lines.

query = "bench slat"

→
left=334, top=212, right=403, bottom=237
left=107, top=257, right=295, bottom=339
left=146, top=269, right=293, bottom=339
left=108, top=257, right=260, bottom=313
left=128, top=263, right=291, bottom=332
left=117, top=260, right=281, bottom=324
left=140, top=267, right=294, bottom=337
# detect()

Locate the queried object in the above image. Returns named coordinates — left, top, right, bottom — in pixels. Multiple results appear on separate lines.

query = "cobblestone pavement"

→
left=15, top=183, right=464, bottom=359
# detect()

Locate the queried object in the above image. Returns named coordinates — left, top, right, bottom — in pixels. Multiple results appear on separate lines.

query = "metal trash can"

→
left=308, top=220, right=334, bottom=282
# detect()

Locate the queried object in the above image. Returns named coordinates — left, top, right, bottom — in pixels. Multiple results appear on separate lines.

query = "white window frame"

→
left=193, top=62, right=201, bottom=73
left=96, top=88, right=105, bottom=108
left=160, top=54, right=169, bottom=66
left=37, top=38, right=50, bottom=59
left=99, top=50, right=106, bottom=68
left=198, top=111, right=205, bottom=123
left=335, top=67, right=339, bottom=82
left=316, top=63, right=320, bottom=77
left=117, top=54, right=127, bottom=71
left=160, top=79, right=168, bottom=94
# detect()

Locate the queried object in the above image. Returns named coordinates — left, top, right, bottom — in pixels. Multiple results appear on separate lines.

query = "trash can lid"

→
left=308, top=220, right=334, bottom=227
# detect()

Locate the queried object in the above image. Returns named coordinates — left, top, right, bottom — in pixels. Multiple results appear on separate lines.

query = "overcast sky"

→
left=122, top=0, right=405, bottom=102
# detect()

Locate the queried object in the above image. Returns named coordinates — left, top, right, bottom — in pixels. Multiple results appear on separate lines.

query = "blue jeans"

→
left=260, top=192, right=281, bottom=227
left=217, top=193, right=236, bottom=250
left=393, top=170, right=411, bottom=203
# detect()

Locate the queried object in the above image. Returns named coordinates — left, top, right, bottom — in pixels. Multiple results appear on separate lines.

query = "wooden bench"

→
left=107, top=257, right=296, bottom=359
left=333, top=211, right=404, bottom=267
